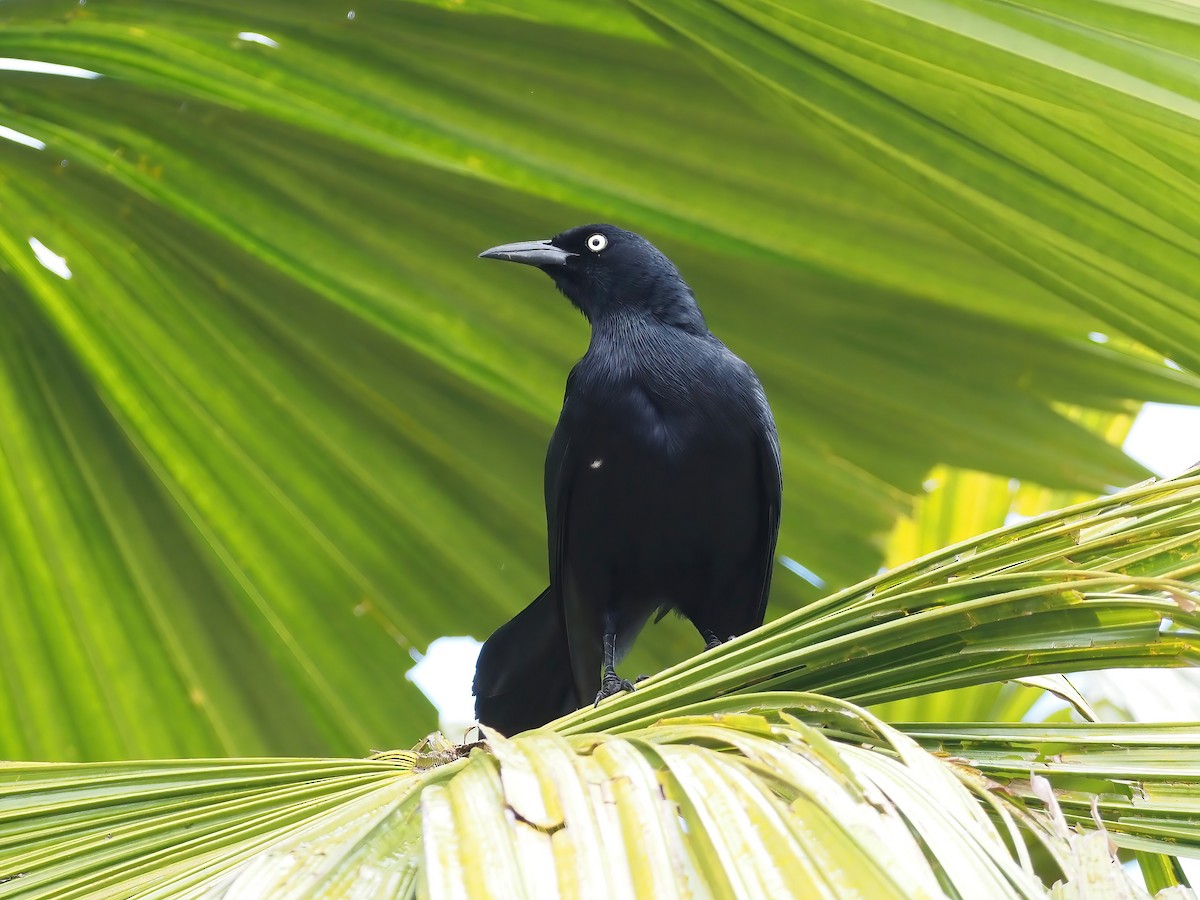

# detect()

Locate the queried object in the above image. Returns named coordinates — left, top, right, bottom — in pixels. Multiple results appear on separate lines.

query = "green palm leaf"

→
left=628, top=0, right=1200, bottom=372
left=2, top=708, right=1189, bottom=898
left=1, top=0, right=1197, bottom=760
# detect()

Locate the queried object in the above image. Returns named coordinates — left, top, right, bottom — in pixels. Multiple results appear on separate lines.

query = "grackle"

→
left=472, top=225, right=781, bottom=735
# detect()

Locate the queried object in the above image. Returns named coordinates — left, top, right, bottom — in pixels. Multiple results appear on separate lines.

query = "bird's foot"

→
left=634, top=674, right=650, bottom=684
left=702, top=632, right=739, bottom=651
left=594, top=671, right=637, bottom=706
left=702, top=629, right=725, bottom=651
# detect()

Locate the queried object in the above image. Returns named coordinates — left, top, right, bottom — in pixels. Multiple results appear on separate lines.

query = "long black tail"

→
left=473, top=587, right=578, bottom=735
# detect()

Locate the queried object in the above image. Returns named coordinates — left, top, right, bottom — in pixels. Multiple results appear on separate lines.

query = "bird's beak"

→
left=478, top=239, right=576, bottom=268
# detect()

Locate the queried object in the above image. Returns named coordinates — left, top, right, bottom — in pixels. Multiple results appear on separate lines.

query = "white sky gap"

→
left=236, top=32, right=279, bottom=48
left=28, top=238, right=72, bottom=280
left=780, top=556, right=826, bottom=588
left=0, top=58, right=101, bottom=79
left=0, top=124, right=44, bottom=149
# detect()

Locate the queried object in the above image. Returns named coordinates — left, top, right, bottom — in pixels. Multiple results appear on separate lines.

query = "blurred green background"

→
left=2, top=0, right=1199, bottom=760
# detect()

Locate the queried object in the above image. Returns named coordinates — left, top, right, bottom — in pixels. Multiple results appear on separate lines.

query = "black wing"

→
left=544, top=372, right=597, bottom=707
left=543, top=379, right=574, bottom=612
left=748, top=378, right=782, bottom=629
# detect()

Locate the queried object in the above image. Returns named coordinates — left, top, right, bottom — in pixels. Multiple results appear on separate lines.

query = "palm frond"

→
left=909, top=721, right=1200, bottom=857
left=627, top=0, right=1200, bottom=373
left=5, top=701, right=1194, bottom=898
left=0, top=0, right=1194, bottom=757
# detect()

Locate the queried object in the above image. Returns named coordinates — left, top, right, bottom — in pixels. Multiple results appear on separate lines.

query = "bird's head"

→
left=479, top=224, right=705, bottom=330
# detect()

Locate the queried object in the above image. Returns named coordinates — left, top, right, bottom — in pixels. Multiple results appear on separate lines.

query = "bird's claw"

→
left=594, top=672, right=637, bottom=706
left=634, top=674, right=650, bottom=683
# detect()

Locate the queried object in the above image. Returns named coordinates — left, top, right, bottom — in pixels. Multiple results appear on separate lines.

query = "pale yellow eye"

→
left=586, top=233, right=608, bottom=252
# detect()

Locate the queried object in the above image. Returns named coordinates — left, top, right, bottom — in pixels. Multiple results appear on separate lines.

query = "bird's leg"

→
left=594, top=628, right=636, bottom=706
left=699, top=628, right=738, bottom=651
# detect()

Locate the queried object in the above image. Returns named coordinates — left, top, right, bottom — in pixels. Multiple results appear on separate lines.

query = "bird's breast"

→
left=566, top=377, right=758, bottom=508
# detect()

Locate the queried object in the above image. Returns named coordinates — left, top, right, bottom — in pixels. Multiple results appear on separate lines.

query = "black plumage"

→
left=472, top=224, right=781, bottom=735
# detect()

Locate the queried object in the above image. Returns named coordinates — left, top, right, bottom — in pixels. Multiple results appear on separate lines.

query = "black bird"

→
left=472, top=224, right=781, bottom=735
